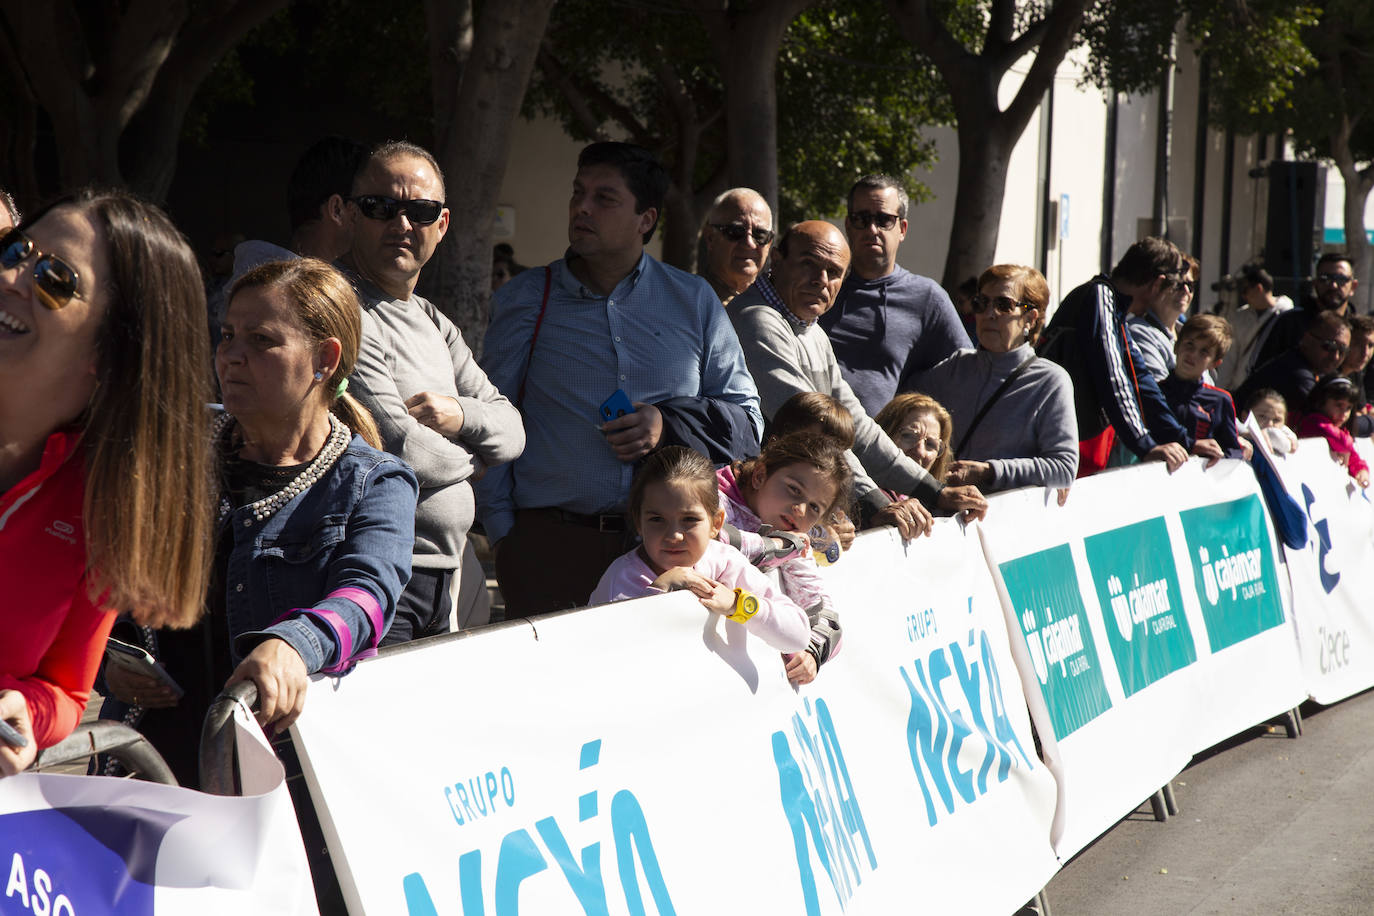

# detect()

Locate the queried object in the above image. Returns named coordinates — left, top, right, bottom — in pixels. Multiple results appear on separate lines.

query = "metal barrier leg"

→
left=1283, top=706, right=1302, bottom=739
left=1163, top=781, right=1179, bottom=816
left=1150, top=788, right=1169, bottom=822
left=1014, top=890, right=1052, bottom=915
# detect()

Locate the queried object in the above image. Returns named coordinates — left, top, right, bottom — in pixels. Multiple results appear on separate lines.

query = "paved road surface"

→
left=1044, top=689, right=1374, bottom=915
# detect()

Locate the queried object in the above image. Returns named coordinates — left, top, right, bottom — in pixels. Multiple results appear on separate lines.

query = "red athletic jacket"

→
left=0, top=429, right=115, bottom=748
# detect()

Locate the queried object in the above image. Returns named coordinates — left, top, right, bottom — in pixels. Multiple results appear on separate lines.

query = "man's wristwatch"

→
left=728, top=588, right=760, bottom=624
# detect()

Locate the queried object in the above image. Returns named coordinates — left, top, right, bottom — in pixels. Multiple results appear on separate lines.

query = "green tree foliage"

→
left=885, top=0, right=1320, bottom=288
left=1225, top=0, right=1374, bottom=309
left=776, top=4, right=951, bottom=222
left=527, top=0, right=951, bottom=267
left=1079, top=0, right=1317, bottom=121
left=525, top=0, right=725, bottom=267
left=302, top=2, right=433, bottom=138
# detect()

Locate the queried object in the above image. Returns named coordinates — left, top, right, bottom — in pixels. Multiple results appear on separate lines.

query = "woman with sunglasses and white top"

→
left=911, top=264, right=1079, bottom=496
left=0, top=189, right=215, bottom=775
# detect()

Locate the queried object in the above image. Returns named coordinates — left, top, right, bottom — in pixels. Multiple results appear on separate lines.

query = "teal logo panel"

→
left=1083, top=517, right=1196, bottom=697
left=1000, top=545, right=1113, bottom=740
left=1179, top=495, right=1285, bottom=652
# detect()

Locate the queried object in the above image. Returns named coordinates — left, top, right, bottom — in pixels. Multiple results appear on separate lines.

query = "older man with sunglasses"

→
left=817, top=174, right=971, bottom=417
left=341, top=140, right=525, bottom=643
left=698, top=188, right=774, bottom=306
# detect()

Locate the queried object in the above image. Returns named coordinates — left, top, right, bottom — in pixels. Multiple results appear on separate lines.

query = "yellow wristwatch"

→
left=728, top=588, right=760, bottom=623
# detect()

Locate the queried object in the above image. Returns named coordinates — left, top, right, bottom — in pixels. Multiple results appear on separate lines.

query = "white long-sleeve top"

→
left=589, top=540, right=810, bottom=652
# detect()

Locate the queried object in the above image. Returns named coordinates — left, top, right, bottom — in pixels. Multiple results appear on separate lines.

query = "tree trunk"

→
left=943, top=126, right=1016, bottom=290
left=425, top=0, right=557, bottom=351
left=661, top=186, right=701, bottom=272
left=123, top=0, right=292, bottom=200
left=0, top=22, right=40, bottom=212
left=1, top=0, right=288, bottom=202
left=885, top=0, right=1090, bottom=290
left=650, top=53, right=718, bottom=271
left=1, top=3, right=121, bottom=188
left=695, top=0, right=816, bottom=219
left=1336, top=157, right=1374, bottom=314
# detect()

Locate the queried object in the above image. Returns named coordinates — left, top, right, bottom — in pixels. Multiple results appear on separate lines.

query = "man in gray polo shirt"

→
left=730, top=220, right=987, bottom=536
left=343, top=140, right=525, bottom=642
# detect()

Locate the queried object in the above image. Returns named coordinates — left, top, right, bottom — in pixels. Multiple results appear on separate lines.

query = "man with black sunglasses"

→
left=698, top=187, right=774, bottom=306
left=818, top=174, right=971, bottom=417
left=1254, top=252, right=1360, bottom=368
left=1235, top=310, right=1352, bottom=427
left=342, top=140, right=526, bottom=643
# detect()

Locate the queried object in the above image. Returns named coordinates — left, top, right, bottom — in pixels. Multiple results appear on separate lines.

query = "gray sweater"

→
left=913, top=344, right=1079, bottom=491
left=348, top=275, right=525, bottom=569
left=819, top=266, right=972, bottom=416
left=729, top=283, right=942, bottom=508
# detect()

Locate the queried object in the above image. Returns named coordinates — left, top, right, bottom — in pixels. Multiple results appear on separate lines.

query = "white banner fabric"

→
left=0, top=707, right=317, bottom=915
left=1276, top=439, right=1374, bottom=704
left=978, top=459, right=1305, bottom=860
left=292, top=521, right=1059, bottom=916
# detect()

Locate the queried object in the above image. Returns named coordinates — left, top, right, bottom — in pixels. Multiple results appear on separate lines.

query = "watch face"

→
left=741, top=594, right=760, bottom=617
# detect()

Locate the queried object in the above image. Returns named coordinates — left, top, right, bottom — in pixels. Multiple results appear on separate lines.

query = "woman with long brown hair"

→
left=0, top=188, right=215, bottom=774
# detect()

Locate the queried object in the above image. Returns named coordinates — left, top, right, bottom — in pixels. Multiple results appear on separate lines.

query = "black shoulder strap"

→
left=955, top=354, right=1038, bottom=457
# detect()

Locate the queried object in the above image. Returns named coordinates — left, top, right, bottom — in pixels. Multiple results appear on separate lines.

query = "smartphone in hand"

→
left=598, top=389, right=635, bottom=423
left=0, top=717, right=27, bottom=749
left=104, top=638, right=185, bottom=699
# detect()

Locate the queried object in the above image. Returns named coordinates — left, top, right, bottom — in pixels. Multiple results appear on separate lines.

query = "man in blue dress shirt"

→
left=478, top=142, right=763, bottom=615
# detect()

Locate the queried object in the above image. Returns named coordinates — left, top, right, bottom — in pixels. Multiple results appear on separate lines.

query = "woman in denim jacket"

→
left=103, top=258, right=417, bottom=782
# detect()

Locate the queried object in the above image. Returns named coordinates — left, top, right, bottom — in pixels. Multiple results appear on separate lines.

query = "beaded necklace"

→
left=213, top=411, right=351, bottom=522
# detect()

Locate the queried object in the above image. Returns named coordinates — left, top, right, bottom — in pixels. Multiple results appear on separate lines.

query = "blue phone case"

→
left=599, top=389, right=635, bottom=422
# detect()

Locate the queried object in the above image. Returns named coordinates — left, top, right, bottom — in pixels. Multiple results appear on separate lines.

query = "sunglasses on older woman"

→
left=0, top=227, right=83, bottom=310
left=896, top=429, right=945, bottom=456
left=970, top=293, right=1029, bottom=315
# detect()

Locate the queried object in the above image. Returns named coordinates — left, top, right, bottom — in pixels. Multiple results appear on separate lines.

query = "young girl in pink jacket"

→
left=590, top=447, right=810, bottom=653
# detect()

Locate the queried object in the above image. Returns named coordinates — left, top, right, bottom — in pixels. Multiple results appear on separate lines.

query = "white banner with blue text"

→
left=0, top=707, right=317, bottom=915
left=978, top=459, right=1305, bottom=860
left=291, top=520, right=1059, bottom=916
left=1277, top=440, right=1374, bottom=704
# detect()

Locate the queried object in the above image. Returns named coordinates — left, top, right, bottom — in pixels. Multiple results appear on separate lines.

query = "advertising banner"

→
left=292, top=521, right=1059, bottom=916
left=0, top=708, right=316, bottom=915
left=979, top=459, right=1303, bottom=860
left=1277, top=440, right=1374, bottom=704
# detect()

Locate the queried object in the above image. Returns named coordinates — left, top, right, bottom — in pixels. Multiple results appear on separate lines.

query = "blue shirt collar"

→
left=557, top=250, right=649, bottom=300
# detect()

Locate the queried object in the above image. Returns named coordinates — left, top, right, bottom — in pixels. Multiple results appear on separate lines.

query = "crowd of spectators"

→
left=2, top=141, right=1367, bottom=824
